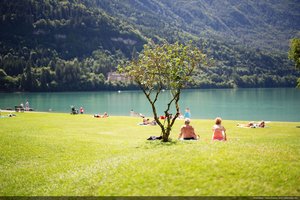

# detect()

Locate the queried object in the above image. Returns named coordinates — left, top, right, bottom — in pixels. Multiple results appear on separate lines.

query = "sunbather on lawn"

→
left=178, top=118, right=198, bottom=140
left=212, top=117, right=227, bottom=141
left=237, top=121, right=265, bottom=128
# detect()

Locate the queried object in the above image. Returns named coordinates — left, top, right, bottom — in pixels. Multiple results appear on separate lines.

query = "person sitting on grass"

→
left=237, top=121, right=265, bottom=128
left=102, top=112, right=109, bottom=118
left=212, top=117, right=227, bottom=141
left=71, top=106, right=78, bottom=114
left=178, top=118, right=198, bottom=140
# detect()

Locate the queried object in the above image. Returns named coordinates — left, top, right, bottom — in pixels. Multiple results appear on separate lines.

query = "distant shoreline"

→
left=0, top=86, right=298, bottom=94
left=1, top=110, right=300, bottom=123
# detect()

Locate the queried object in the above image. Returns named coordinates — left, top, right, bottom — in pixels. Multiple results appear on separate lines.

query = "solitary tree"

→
left=119, top=42, right=207, bottom=142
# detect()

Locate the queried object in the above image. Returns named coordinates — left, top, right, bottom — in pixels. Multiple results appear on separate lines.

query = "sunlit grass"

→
left=0, top=112, right=299, bottom=196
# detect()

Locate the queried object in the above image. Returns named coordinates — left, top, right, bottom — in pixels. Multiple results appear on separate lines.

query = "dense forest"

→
left=0, top=0, right=299, bottom=92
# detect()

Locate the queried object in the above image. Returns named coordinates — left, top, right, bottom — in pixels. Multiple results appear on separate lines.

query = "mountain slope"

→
left=90, top=0, right=300, bottom=52
left=0, top=0, right=146, bottom=59
left=0, top=0, right=299, bottom=92
left=0, top=0, right=145, bottom=91
left=86, top=0, right=300, bottom=88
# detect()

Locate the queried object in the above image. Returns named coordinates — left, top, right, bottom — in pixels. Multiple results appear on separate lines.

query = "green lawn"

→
left=0, top=112, right=299, bottom=196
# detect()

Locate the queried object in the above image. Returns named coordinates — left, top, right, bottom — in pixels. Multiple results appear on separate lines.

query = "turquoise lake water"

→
left=0, top=88, right=299, bottom=122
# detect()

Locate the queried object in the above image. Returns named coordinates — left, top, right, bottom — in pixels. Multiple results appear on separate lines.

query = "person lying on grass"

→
left=178, top=118, right=199, bottom=140
left=94, top=112, right=109, bottom=118
left=141, top=117, right=157, bottom=125
left=212, top=117, right=227, bottom=141
left=237, top=121, right=265, bottom=128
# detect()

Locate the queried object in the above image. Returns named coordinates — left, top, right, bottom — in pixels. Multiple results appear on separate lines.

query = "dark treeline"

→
left=0, top=0, right=299, bottom=92
left=191, top=38, right=299, bottom=88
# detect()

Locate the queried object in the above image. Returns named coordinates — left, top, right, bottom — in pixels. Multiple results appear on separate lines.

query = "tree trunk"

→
left=162, top=128, right=171, bottom=142
left=141, top=87, right=181, bottom=142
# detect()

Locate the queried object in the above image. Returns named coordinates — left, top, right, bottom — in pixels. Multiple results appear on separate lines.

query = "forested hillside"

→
left=0, top=0, right=299, bottom=91
left=90, top=0, right=300, bottom=51
left=0, top=0, right=145, bottom=91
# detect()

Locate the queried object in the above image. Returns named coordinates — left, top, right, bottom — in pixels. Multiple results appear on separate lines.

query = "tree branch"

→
left=170, top=90, right=181, bottom=127
left=141, top=85, right=165, bottom=134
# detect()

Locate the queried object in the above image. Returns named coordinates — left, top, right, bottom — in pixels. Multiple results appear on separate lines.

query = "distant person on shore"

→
left=80, top=107, right=84, bottom=114
left=212, top=117, right=227, bottom=141
left=71, top=106, right=78, bottom=114
left=237, top=121, right=265, bottom=128
left=130, top=109, right=134, bottom=117
left=178, top=118, right=198, bottom=140
left=184, top=108, right=191, bottom=119
left=25, top=100, right=29, bottom=111
left=159, top=112, right=174, bottom=120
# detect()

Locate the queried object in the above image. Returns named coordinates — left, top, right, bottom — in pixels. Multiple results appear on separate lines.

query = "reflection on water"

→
left=0, top=88, right=299, bottom=122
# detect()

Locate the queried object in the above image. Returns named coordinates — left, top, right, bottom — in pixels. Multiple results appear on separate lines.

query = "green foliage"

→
left=0, top=74, right=19, bottom=91
left=121, top=42, right=206, bottom=90
left=288, top=38, right=300, bottom=70
left=0, top=69, right=7, bottom=77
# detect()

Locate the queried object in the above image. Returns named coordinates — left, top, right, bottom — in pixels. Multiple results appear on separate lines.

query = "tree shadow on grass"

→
left=137, top=138, right=200, bottom=150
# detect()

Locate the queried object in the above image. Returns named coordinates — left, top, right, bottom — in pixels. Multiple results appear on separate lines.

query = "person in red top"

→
left=212, top=117, right=227, bottom=141
left=80, top=107, right=84, bottom=114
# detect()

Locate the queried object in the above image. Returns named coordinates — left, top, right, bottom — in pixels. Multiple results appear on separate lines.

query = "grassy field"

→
left=0, top=112, right=299, bottom=196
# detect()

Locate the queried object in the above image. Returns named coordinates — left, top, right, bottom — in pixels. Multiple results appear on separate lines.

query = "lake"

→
left=0, top=88, right=299, bottom=122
